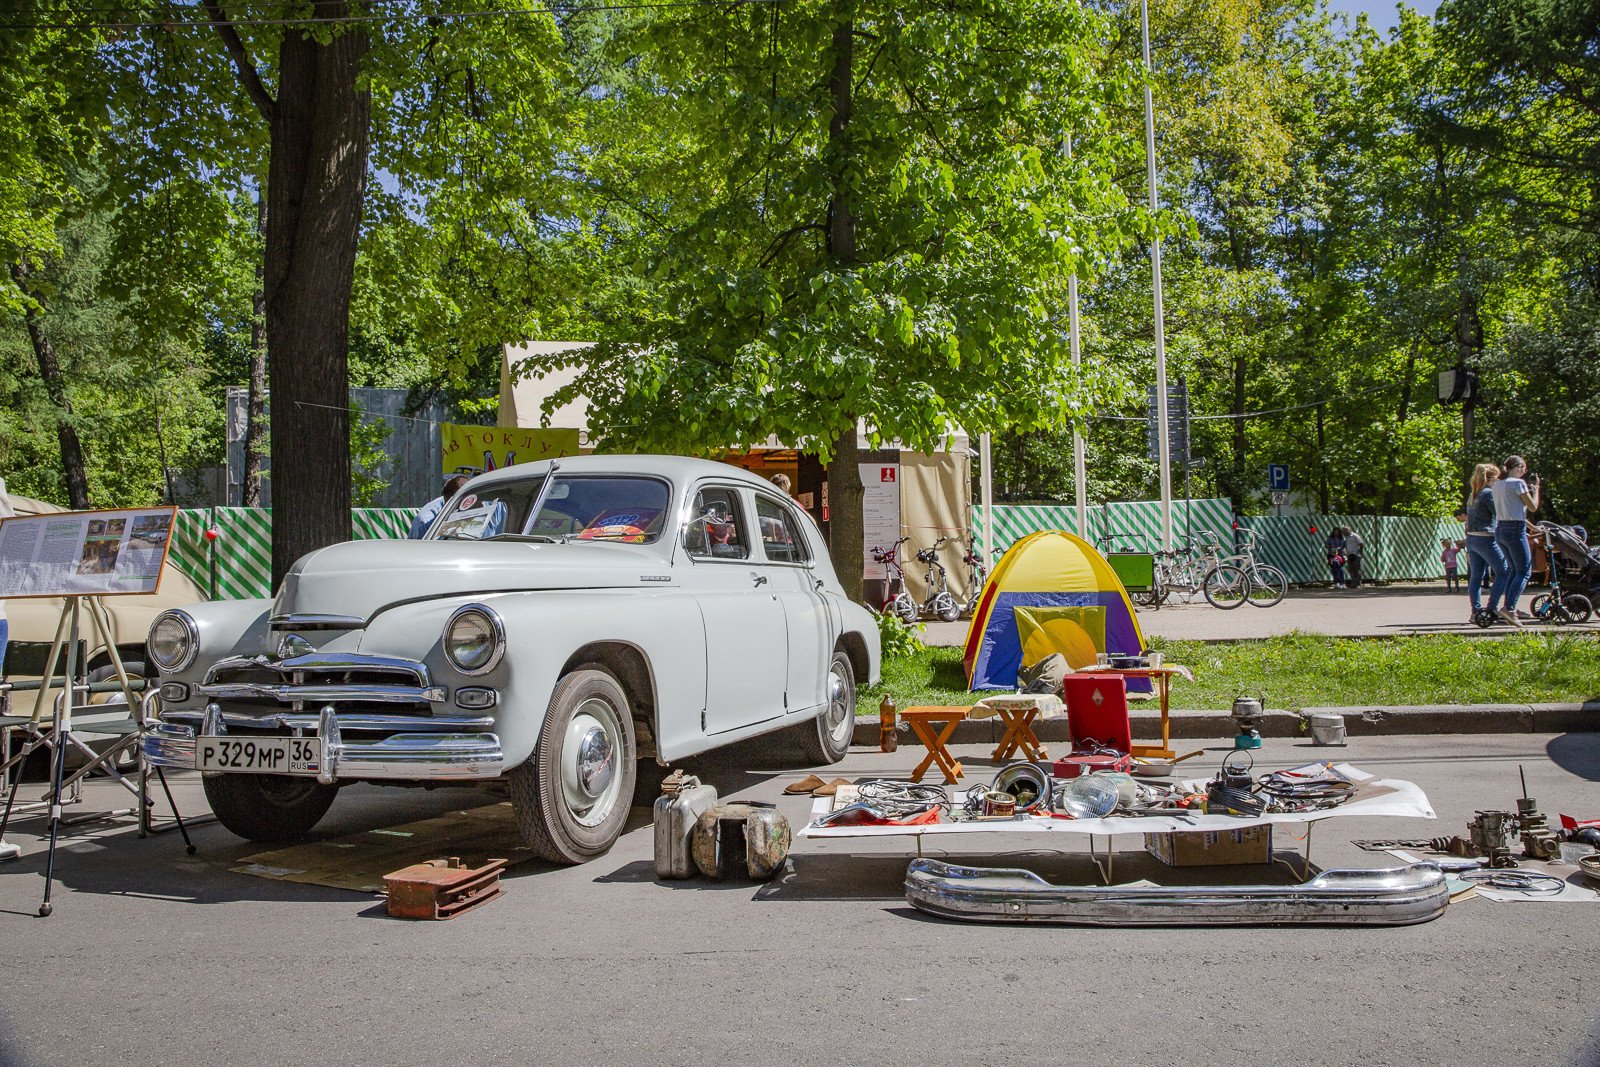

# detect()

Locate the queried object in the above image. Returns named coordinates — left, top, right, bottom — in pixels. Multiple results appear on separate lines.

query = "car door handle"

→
left=752, top=574, right=768, bottom=587
left=814, top=578, right=825, bottom=591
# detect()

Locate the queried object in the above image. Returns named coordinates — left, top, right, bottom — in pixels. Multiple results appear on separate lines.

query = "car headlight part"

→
left=148, top=610, right=199, bottom=674
left=444, top=604, right=505, bottom=675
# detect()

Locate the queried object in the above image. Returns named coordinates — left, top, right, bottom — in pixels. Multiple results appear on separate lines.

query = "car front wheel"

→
left=202, top=773, right=338, bottom=842
left=510, top=667, right=637, bottom=865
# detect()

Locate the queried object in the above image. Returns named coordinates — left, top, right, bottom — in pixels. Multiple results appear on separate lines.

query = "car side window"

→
left=755, top=495, right=809, bottom=565
left=684, top=487, right=751, bottom=560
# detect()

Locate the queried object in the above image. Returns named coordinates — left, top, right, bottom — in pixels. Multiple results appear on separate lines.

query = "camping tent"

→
left=962, top=531, right=1148, bottom=691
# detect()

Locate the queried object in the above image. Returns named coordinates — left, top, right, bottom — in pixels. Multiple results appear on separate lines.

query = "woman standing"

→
left=1325, top=527, right=1347, bottom=588
left=1491, top=455, right=1540, bottom=626
left=1463, top=463, right=1507, bottom=623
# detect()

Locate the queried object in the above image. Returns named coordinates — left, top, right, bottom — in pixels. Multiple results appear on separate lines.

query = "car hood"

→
left=275, top=538, right=675, bottom=622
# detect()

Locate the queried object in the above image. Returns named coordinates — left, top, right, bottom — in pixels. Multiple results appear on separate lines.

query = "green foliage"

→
left=872, top=609, right=926, bottom=661
left=538, top=0, right=1152, bottom=461
left=348, top=399, right=395, bottom=507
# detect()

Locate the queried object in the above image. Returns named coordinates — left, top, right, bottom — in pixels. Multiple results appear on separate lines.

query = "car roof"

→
left=465, top=453, right=781, bottom=495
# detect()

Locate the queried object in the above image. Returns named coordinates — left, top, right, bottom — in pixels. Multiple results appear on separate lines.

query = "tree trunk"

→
left=9, top=262, right=91, bottom=508
left=243, top=190, right=268, bottom=508
left=827, top=431, right=866, bottom=604
left=263, top=8, right=370, bottom=584
left=824, top=13, right=865, bottom=602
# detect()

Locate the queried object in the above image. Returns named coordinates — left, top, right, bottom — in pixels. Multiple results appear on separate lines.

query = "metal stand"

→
left=0, top=597, right=197, bottom=914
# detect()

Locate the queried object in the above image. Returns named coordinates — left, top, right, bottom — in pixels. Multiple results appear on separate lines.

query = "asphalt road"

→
left=919, top=584, right=1600, bottom=645
left=1, top=731, right=1597, bottom=1067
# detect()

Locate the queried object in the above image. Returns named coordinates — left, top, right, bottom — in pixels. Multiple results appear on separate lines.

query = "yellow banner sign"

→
left=442, top=424, right=581, bottom=475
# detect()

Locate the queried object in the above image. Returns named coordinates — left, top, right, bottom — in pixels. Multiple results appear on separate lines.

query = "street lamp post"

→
left=1140, top=0, right=1174, bottom=550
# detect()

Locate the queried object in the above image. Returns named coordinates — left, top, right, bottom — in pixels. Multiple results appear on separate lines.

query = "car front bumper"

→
left=904, top=858, right=1450, bottom=926
left=143, top=705, right=505, bottom=784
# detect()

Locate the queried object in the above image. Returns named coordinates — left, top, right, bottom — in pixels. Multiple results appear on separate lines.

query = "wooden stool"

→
left=991, top=707, right=1049, bottom=762
left=901, top=706, right=970, bottom=784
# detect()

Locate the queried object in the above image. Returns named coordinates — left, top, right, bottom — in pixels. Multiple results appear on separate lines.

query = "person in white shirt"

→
left=1490, top=454, right=1540, bottom=626
left=1343, top=528, right=1366, bottom=588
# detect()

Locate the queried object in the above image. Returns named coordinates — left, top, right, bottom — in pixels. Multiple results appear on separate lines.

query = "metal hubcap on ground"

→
left=561, top=696, right=623, bottom=827
left=825, top=661, right=853, bottom=745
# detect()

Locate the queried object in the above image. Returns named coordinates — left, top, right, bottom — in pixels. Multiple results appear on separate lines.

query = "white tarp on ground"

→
left=797, top=762, right=1434, bottom=840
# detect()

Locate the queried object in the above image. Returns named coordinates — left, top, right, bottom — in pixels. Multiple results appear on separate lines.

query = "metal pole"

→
left=1141, top=0, right=1173, bottom=550
left=1066, top=138, right=1089, bottom=540
left=979, top=432, right=994, bottom=564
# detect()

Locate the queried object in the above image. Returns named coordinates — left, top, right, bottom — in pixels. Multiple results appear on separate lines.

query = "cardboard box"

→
left=1144, top=825, right=1272, bottom=866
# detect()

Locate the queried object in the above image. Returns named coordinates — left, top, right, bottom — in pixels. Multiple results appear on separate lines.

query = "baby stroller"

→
left=1530, top=522, right=1596, bottom=625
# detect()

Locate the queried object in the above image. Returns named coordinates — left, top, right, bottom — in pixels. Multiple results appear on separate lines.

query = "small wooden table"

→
left=991, top=707, right=1050, bottom=763
left=901, top=706, right=970, bottom=784
left=1077, top=665, right=1186, bottom=759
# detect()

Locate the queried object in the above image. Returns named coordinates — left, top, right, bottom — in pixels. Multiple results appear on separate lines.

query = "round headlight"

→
left=148, top=611, right=198, bottom=674
left=444, top=605, right=504, bottom=675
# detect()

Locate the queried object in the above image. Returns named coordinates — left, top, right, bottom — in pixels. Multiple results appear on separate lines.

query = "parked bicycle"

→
left=958, top=536, right=1004, bottom=617
left=912, top=537, right=962, bottom=622
left=869, top=537, right=918, bottom=624
left=1152, top=532, right=1250, bottom=610
left=1217, top=528, right=1288, bottom=608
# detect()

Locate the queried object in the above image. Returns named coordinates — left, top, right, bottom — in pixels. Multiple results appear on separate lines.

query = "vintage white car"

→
left=142, top=455, right=880, bottom=863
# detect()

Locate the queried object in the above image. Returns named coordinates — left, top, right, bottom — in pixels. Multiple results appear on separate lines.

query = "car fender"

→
left=836, top=597, right=883, bottom=688
left=149, top=598, right=274, bottom=696
left=358, top=589, right=707, bottom=770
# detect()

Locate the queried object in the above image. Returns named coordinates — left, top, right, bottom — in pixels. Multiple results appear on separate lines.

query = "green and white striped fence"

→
left=1238, top=514, right=1466, bottom=585
left=972, top=500, right=1464, bottom=585
left=971, top=498, right=1235, bottom=555
left=169, top=507, right=421, bottom=600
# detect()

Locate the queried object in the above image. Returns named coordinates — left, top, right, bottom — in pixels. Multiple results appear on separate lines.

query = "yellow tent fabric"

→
left=1014, top=605, right=1107, bottom=671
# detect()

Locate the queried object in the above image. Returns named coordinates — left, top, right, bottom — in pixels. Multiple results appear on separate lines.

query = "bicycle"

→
left=1148, top=533, right=1249, bottom=609
left=958, top=537, right=996, bottom=618
left=869, top=537, right=918, bottom=625
left=911, top=537, right=962, bottom=622
left=1217, top=527, right=1288, bottom=608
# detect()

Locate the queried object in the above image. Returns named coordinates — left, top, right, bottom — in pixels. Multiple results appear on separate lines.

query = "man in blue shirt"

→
left=409, top=474, right=469, bottom=539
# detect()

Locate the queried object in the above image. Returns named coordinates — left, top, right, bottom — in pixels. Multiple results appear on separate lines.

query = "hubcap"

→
left=561, top=697, right=623, bottom=827
left=825, top=661, right=853, bottom=744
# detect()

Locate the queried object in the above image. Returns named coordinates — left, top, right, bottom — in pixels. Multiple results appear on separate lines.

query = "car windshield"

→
left=429, top=475, right=672, bottom=544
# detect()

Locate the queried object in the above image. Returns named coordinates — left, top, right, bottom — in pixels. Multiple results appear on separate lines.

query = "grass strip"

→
left=858, top=632, right=1600, bottom=713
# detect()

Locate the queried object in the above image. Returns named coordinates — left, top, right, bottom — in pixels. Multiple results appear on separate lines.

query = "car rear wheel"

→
left=202, top=773, right=338, bottom=842
left=786, top=649, right=855, bottom=766
left=510, top=667, right=637, bottom=865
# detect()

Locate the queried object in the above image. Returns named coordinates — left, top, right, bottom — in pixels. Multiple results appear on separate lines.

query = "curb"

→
left=851, top=701, right=1600, bottom=748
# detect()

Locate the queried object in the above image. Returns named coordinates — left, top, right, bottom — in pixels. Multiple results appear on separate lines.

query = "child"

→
left=1441, top=538, right=1462, bottom=592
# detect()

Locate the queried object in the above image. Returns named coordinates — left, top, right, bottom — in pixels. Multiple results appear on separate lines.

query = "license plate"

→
left=196, top=736, right=319, bottom=775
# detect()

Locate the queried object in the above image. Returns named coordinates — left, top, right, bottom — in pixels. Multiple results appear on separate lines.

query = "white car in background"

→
left=142, top=455, right=879, bottom=864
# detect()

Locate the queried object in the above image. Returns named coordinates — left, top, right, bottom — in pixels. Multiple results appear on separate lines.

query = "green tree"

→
left=539, top=0, right=1151, bottom=599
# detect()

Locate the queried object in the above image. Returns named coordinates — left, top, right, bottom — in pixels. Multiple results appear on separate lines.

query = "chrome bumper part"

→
left=142, top=704, right=504, bottom=784
left=904, top=859, right=1450, bottom=926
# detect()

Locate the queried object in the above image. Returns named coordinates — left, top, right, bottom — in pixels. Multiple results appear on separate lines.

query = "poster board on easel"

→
left=0, top=506, right=176, bottom=599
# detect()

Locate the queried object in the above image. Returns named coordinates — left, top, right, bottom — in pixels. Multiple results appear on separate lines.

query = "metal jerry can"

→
left=654, top=771, right=718, bottom=879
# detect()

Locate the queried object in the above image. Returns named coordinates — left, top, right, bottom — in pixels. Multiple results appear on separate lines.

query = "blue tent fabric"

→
left=969, top=591, right=1150, bottom=693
